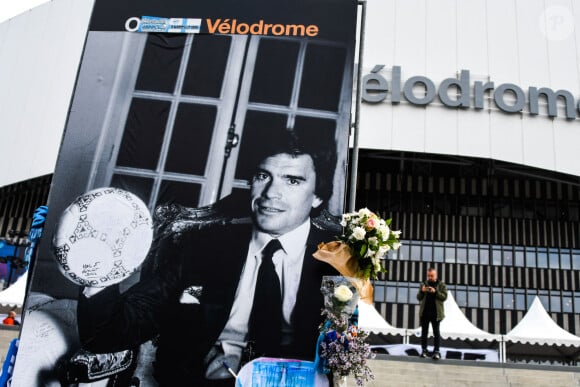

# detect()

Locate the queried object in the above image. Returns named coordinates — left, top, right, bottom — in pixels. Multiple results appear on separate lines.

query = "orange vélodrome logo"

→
left=206, top=19, right=319, bottom=36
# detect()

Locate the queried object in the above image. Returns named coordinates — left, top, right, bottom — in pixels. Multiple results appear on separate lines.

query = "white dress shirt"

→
left=204, top=220, right=310, bottom=378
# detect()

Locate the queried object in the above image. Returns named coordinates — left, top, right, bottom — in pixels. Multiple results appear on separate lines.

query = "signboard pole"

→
left=348, top=0, right=367, bottom=212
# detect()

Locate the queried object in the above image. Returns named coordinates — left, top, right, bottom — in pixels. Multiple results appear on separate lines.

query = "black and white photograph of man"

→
left=78, top=130, right=340, bottom=385
left=10, top=0, right=357, bottom=385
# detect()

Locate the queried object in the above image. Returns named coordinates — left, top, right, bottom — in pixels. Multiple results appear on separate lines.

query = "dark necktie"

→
left=248, top=239, right=283, bottom=357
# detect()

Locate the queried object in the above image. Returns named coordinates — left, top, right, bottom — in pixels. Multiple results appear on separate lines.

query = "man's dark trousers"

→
left=420, top=315, right=440, bottom=352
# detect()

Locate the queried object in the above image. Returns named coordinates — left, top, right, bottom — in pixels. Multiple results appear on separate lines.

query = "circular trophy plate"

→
left=52, top=187, right=153, bottom=287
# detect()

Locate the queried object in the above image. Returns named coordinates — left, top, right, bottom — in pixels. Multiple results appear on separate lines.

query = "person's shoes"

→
left=420, top=350, right=428, bottom=358
left=432, top=351, right=441, bottom=360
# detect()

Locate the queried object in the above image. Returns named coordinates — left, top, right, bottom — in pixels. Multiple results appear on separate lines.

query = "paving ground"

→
left=0, top=326, right=19, bottom=363
left=357, top=356, right=580, bottom=387
left=0, top=326, right=578, bottom=386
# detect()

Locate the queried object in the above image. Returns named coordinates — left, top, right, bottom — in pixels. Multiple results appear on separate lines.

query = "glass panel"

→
left=525, top=247, right=537, bottom=268
left=493, top=292, right=502, bottom=309
left=409, top=287, right=420, bottom=304
left=526, top=290, right=538, bottom=308
left=294, top=116, right=337, bottom=144
left=445, top=246, right=456, bottom=263
left=157, top=180, right=201, bottom=207
left=574, top=293, right=580, bottom=313
left=397, top=286, right=408, bottom=303
left=538, top=294, right=550, bottom=310
left=410, top=243, right=421, bottom=261
left=397, top=243, right=410, bottom=261
left=549, top=250, right=560, bottom=269
left=182, top=35, right=231, bottom=98
left=492, top=249, right=502, bottom=266
left=572, top=252, right=580, bottom=270
left=562, top=296, right=573, bottom=313
left=479, top=246, right=489, bottom=265
left=455, top=290, right=467, bottom=307
left=250, top=38, right=300, bottom=105
left=422, top=244, right=433, bottom=262
left=235, top=110, right=288, bottom=181
left=479, top=292, right=489, bottom=308
left=515, top=293, right=526, bottom=310
left=374, top=285, right=385, bottom=302
left=503, top=292, right=514, bottom=310
left=165, top=104, right=217, bottom=175
left=456, top=247, right=467, bottom=264
left=110, top=174, right=153, bottom=205
left=515, top=250, right=525, bottom=267
left=434, top=246, right=444, bottom=262
left=468, top=290, right=479, bottom=307
left=299, top=44, right=347, bottom=111
left=502, top=249, right=513, bottom=266
left=467, top=247, right=478, bottom=265
left=560, top=250, right=571, bottom=270
left=386, top=286, right=397, bottom=303
left=135, top=34, right=186, bottom=93
left=117, top=99, right=170, bottom=170
left=550, top=295, right=561, bottom=312
left=537, top=250, right=548, bottom=268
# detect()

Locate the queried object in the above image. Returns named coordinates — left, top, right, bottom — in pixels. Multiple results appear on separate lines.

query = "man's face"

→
left=427, top=270, right=437, bottom=282
left=251, top=153, right=323, bottom=237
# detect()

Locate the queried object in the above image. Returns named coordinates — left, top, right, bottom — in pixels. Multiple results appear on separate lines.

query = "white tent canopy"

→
left=505, top=296, right=580, bottom=347
left=357, top=301, right=407, bottom=337
left=0, top=273, right=28, bottom=307
left=412, top=291, right=501, bottom=342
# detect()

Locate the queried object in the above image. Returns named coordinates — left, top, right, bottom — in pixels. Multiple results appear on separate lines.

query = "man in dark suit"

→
left=77, top=130, right=340, bottom=386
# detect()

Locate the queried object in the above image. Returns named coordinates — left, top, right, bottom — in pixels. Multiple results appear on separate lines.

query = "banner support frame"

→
left=348, top=0, right=367, bottom=212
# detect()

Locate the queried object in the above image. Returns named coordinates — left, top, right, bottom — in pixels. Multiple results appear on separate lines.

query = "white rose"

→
left=340, top=219, right=347, bottom=227
left=368, top=236, right=378, bottom=246
left=358, top=208, right=371, bottom=217
left=334, top=285, right=354, bottom=302
left=392, top=230, right=402, bottom=237
left=352, top=226, right=366, bottom=240
left=378, top=225, right=390, bottom=241
left=392, top=242, right=402, bottom=250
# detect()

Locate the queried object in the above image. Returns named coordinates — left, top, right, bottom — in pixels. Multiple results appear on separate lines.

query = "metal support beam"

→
left=347, top=0, right=367, bottom=212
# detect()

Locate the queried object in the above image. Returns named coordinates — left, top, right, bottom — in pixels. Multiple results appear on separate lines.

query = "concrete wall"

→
left=360, top=0, right=580, bottom=178
left=0, top=0, right=93, bottom=187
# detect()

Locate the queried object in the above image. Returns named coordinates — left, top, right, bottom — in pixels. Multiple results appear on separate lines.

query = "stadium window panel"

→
left=434, top=244, right=444, bottom=262
left=536, top=249, right=548, bottom=269
left=548, top=248, right=559, bottom=269
left=410, top=243, right=421, bottom=261
left=572, top=251, right=580, bottom=270
left=467, top=246, right=478, bottom=265
left=560, top=250, right=571, bottom=270
left=492, top=248, right=502, bottom=266
left=514, top=249, right=525, bottom=267
left=421, top=243, right=433, bottom=262
left=479, top=246, right=489, bottom=265
left=479, top=292, right=490, bottom=308
left=525, top=247, right=537, bottom=268
left=445, top=245, right=456, bottom=263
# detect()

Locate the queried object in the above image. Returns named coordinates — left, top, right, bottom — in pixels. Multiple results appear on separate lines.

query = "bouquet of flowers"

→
left=338, top=208, right=401, bottom=280
left=315, top=276, right=374, bottom=386
left=313, top=208, right=401, bottom=303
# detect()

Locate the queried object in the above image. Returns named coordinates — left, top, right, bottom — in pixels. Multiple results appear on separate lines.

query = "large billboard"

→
left=12, top=0, right=357, bottom=385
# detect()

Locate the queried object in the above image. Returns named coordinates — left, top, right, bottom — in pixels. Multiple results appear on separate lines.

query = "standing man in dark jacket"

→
left=417, top=267, right=447, bottom=360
